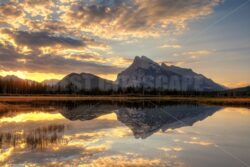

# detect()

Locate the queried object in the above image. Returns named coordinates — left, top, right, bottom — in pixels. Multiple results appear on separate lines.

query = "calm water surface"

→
left=0, top=100, right=249, bottom=167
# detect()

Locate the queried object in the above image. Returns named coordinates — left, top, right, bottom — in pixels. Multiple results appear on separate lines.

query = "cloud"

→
left=2, top=29, right=85, bottom=49
left=57, top=0, right=221, bottom=40
left=0, top=1, right=23, bottom=19
left=0, top=29, right=110, bottom=52
left=183, top=137, right=214, bottom=146
left=175, top=49, right=213, bottom=59
left=159, top=147, right=183, bottom=152
left=161, top=60, right=201, bottom=66
left=0, top=28, right=123, bottom=78
left=184, top=50, right=213, bottom=58
left=159, top=44, right=182, bottom=49
left=84, top=155, right=165, bottom=167
left=0, top=43, right=123, bottom=75
left=22, top=0, right=54, bottom=18
left=0, top=0, right=221, bottom=79
left=1, top=0, right=221, bottom=39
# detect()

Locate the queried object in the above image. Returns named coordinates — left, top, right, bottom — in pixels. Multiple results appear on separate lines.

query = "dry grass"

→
left=0, top=96, right=250, bottom=106
left=0, top=103, right=7, bottom=110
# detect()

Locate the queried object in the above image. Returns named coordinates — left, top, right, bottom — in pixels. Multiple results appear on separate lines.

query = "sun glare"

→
left=0, top=70, right=64, bottom=82
left=0, top=70, right=27, bottom=80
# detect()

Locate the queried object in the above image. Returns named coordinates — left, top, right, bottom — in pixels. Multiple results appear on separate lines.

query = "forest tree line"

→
left=0, top=78, right=249, bottom=97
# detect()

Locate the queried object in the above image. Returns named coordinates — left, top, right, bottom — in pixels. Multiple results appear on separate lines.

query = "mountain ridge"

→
left=0, top=56, right=228, bottom=92
left=56, top=72, right=115, bottom=92
left=116, top=56, right=225, bottom=91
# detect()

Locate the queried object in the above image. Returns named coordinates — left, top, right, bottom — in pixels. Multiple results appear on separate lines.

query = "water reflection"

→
left=116, top=105, right=220, bottom=139
left=0, top=101, right=221, bottom=147
left=0, top=101, right=249, bottom=166
left=57, top=101, right=220, bottom=139
left=0, top=125, right=66, bottom=150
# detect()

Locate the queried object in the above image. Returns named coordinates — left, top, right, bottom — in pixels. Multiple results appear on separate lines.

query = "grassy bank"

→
left=0, top=95, right=250, bottom=107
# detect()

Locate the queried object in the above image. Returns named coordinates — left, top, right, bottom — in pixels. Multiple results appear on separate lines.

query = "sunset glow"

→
left=0, top=0, right=249, bottom=87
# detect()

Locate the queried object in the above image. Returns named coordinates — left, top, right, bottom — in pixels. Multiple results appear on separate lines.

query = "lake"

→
left=0, top=100, right=250, bottom=167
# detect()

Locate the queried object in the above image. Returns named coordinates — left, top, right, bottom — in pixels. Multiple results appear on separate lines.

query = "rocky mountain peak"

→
left=132, top=56, right=159, bottom=68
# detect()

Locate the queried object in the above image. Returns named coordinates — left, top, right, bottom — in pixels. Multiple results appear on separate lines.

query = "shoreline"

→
left=0, top=95, right=250, bottom=107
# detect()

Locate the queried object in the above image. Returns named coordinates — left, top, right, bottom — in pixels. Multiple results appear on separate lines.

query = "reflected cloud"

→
left=0, top=112, right=64, bottom=123
left=220, top=107, right=250, bottom=115
left=0, top=147, right=14, bottom=163
left=159, top=147, right=183, bottom=152
left=97, top=113, right=118, bottom=120
left=81, top=154, right=175, bottom=167
left=183, top=140, right=213, bottom=146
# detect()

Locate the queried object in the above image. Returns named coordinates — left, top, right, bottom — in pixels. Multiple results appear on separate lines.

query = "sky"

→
left=0, top=0, right=249, bottom=88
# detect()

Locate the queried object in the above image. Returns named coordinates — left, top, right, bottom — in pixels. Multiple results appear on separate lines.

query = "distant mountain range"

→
left=2, top=56, right=245, bottom=93
left=42, top=79, right=59, bottom=86
left=56, top=56, right=225, bottom=92
left=0, top=75, right=36, bottom=84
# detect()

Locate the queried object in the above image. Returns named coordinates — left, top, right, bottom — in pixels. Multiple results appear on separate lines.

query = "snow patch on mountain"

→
left=117, top=56, right=225, bottom=91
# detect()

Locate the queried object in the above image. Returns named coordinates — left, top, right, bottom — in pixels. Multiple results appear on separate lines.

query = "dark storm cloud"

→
left=0, top=43, right=123, bottom=74
left=0, top=44, right=22, bottom=61
left=2, top=29, right=85, bottom=49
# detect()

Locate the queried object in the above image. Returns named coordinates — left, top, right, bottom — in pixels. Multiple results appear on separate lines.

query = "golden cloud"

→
left=159, top=44, right=182, bottom=49
left=1, top=0, right=221, bottom=39
left=60, top=0, right=221, bottom=39
left=0, top=0, right=221, bottom=81
left=184, top=50, right=213, bottom=59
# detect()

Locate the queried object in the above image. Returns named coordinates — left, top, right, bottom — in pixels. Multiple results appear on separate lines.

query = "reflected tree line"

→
left=0, top=78, right=249, bottom=97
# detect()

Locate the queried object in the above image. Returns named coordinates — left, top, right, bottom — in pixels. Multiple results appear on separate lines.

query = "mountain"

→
left=0, top=75, right=36, bottom=84
left=161, top=64, right=226, bottom=91
left=42, top=79, right=59, bottom=86
left=0, top=56, right=226, bottom=93
left=56, top=73, right=116, bottom=92
left=116, top=56, right=180, bottom=89
left=1, top=75, right=23, bottom=81
left=219, top=85, right=250, bottom=96
left=229, top=85, right=250, bottom=92
left=117, top=56, right=225, bottom=91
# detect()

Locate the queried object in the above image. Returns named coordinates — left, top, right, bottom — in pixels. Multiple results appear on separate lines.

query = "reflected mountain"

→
left=60, top=103, right=116, bottom=121
left=116, top=105, right=220, bottom=139
left=0, top=101, right=221, bottom=139
left=57, top=101, right=221, bottom=139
